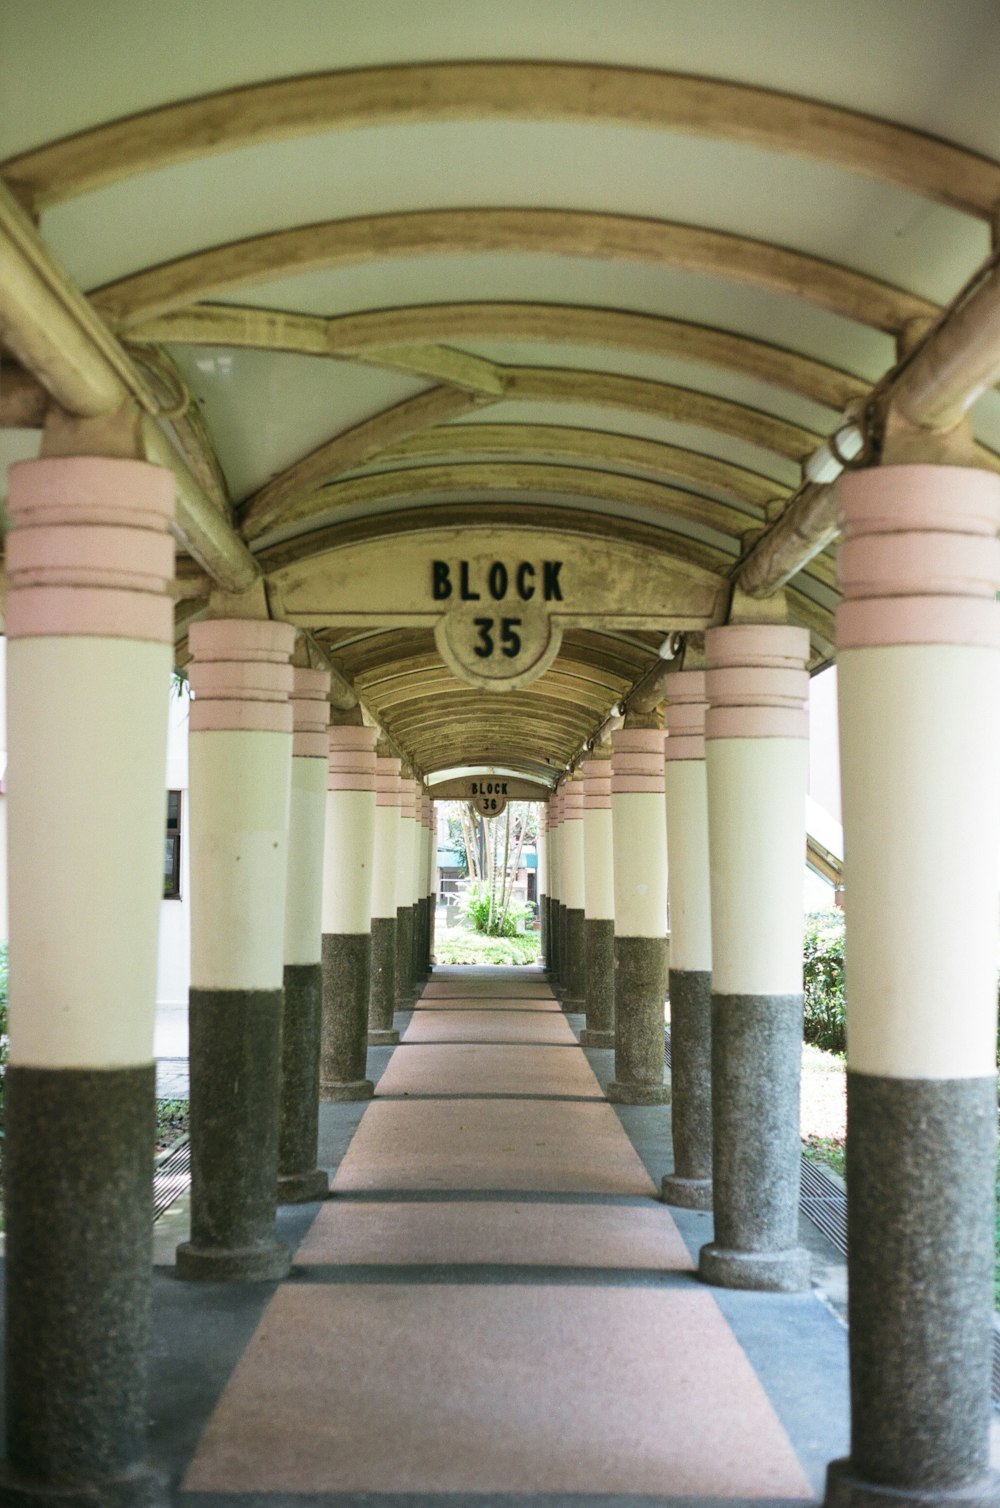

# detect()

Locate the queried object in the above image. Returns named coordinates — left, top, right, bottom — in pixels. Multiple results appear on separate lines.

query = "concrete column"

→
left=1, top=455, right=174, bottom=1505
left=661, top=670, right=713, bottom=1210
left=410, top=785, right=428, bottom=985
left=581, top=754, right=615, bottom=1048
left=608, top=727, right=669, bottom=1104
left=395, top=777, right=417, bottom=1007
left=178, top=616, right=295, bottom=1283
left=368, top=754, right=401, bottom=1045
left=537, top=807, right=548, bottom=963
left=560, top=775, right=587, bottom=1010
left=278, top=666, right=332, bottom=1204
left=698, top=624, right=810, bottom=1292
left=320, top=725, right=377, bottom=1100
left=427, top=796, right=438, bottom=966
left=824, top=465, right=1000, bottom=1508
left=549, top=788, right=563, bottom=991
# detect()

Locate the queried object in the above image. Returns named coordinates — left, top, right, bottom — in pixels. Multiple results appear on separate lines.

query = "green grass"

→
left=155, top=1098, right=189, bottom=1155
left=434, top=929, right=540, bottom=966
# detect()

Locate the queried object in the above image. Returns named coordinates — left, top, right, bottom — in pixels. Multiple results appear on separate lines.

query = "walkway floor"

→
left=138, top=965, right=853, bottom=1505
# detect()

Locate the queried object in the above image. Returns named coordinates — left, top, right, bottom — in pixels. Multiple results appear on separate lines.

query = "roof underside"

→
left=3, top=0, right=999, bottom=780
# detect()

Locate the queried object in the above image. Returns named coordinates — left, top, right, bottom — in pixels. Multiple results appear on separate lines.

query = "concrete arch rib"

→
left=6, top=63, right=998, bottom=218
left=90, top=209, right=936, bottom=334
left=126, top=302, right=869, bottom=413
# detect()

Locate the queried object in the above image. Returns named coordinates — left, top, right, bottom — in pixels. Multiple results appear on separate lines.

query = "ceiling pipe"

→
left=0, top=180, right=260, bottom=594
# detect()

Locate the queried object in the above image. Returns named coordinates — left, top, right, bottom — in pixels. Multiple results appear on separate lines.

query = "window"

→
left=164, top=790, right=182, bottom=899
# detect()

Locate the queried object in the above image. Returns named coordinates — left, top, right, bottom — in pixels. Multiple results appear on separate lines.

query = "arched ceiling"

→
left=3, top=0, right=1000, bottom=783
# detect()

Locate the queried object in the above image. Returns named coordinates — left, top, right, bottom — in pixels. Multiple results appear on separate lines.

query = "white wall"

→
left=154, top=682, right=191, bottom=1056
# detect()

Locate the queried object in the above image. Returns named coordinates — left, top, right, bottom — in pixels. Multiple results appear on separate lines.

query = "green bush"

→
left=463, top=882, right=534, bottom=939
left=803, top=911, right=846, bottom=1055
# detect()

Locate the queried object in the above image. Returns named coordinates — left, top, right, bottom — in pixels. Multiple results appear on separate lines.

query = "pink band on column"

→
left=837, top=465, right=1000, bottom=649
left=582, top=758, right=612, bottom=809
left=327, top=726, right=378, bottom=792
left=398, top=778, right=418, bottom=821
left=6, top=457, right=175, bottom=643
left=561, top=781, right=585, bottom=820
left=664, top=670, right=708, bottom=761
left=375, top=756, right=402, bottom=807
left=705, top=625, right=809, bottom=740
left=611, top=728, right=666, bottom=795
left=189, top=619, right=296, bottom=733
left=291, top=668, right=331, bottom=758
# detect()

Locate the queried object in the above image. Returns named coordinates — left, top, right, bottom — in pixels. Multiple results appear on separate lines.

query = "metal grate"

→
left=153, top=1136, right=191, bottom=1222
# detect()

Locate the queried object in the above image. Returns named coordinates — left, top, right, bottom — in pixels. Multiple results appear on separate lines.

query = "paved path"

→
left=177, top=967, right=828, bottom=1503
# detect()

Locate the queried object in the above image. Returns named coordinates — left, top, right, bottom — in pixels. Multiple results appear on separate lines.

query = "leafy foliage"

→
left=463, top=881, right=533, bottom=938
left=802, top=911, right=846, bottom=1055
left=434, top=929, right=540, bottom=966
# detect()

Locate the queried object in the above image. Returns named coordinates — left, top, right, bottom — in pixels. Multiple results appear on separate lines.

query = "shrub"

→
left=463, top=882, right=534, bottom=939
left=435, top=930, right=540, bottom=967
left=803, top=911, right=846, bottom=1055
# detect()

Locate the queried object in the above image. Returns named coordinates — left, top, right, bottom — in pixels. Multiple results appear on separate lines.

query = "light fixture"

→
left=803, top=421, right=865, bottom=487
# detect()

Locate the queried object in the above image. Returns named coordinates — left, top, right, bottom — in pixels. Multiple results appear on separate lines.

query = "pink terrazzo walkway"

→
left=180, top=967, right=815, bottom=1502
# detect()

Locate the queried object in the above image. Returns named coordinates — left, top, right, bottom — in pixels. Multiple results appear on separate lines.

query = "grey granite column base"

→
left=395, top=906, right=415, bottom=1006
left=668, top=968, right=713, bottom=1195
left=704, top=991, right=807, bottom=1292
left=175, top=1238, right=291, bottom=1282
left=321, top=931, right=372, bottom=1087
left=825, top=1459, right=1000, bottom=1508
left=698, top=1241, right=809, bottom=1292
left=562, top=907, right=586, bottom=1012
left=0, top=1461, right=169, bottom=1508
left=584, top=917, right=614, bottom=1041
left=661, top=1173, right=713, bottom=1210
left=278, top=963, right=323, bottom=1203
left=580, top=1028, right=615, bottom=1048
left=841, top=1074, right=996, bottom=1498
left=612, top=934, right=669, bottom=1099
left=277, top=1166, right=330, bottom=1204
left=607, top=1079, right=670, bottom=1105
left=368, top=1027, right=400, bottom=1046
left=368, top=915, right=397, bottom=1034
left=179, top=988, right=286, bottom=1285
left=320, top=1077, right=375, bottom=1102
left=4, top=1065, right=158, bottom=1502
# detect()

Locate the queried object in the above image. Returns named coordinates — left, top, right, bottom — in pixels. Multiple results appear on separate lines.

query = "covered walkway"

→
left=144, top=967, right=847, bottom=1504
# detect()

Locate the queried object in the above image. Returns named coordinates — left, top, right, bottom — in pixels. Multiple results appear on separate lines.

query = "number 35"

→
left=473, top=617, right=522, bottom=659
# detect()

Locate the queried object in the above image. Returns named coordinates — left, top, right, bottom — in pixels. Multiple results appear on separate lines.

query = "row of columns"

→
left=539, top=467, right=1000, bottom=1506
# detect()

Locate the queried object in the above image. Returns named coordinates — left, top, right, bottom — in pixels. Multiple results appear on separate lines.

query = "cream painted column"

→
left=178, top=617, right=295, bottom=1284
left=278, top=666, right=331, bottom=1204
left=2, top=455, right=173, bottom=1505
left=560, top=774, right=587, bottom=1011
left=427, top=796, right=438, bottom=967
left=368, top=753, right=401, bottom=1045
left=581, top=754, right=615, bottom=1048
left=608, top=727, right=669, bottom=1104
left=824, top=466, right=1000, bottom=1508
left=661, top=670, right=713, bottom=1211
left=320, top=725, right=377, bottom=1099
left=410, top=785, right=429, bottom=986
left=395, top=777, right=417, bottom=1007
left=698, top=624, right=810, bottom=1293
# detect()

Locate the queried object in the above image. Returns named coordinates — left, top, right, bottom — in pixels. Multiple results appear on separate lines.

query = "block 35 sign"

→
left=431, top=556, right=565, bottom=691
left=274, top=524, right=725, bottom=692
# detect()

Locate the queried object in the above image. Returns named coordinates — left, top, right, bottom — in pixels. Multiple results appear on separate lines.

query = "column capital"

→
left=582, top=758, right=612, bottom=808
left=705, top=624, right=809, bottom=740
left=561, top=779, right=585, bottom=820
left=837, top=463, right=1000, bottom=650
left=610, top=727, right=666, bottom=794
left=375, top=754, right=402, bottom=807
left=327, top=724, right=377, bottom=792
left=291, top=667, right=331, bottom=758
left=188, top=618, right=296, bottom=732
left=6, top=455, right=175, bottom=643
left=664, top=668, right=709, bottom=761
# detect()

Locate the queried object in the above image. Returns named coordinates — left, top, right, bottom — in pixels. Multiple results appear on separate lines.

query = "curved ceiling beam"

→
left=126, top=301, right=869, bottom=413
left=251, top=460, right=758, bottom=556
left=372, top=423, right=784, bottom=508
left=90, top=209, right=936, bottom=335
left=241, top=370, right=814, bottom=539
left=5, top=63, right=997, bottom=218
